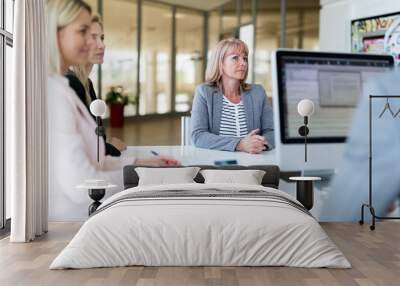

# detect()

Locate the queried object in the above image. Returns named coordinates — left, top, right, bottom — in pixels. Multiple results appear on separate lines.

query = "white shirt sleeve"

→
left=48, top=77, right=133, bottom=204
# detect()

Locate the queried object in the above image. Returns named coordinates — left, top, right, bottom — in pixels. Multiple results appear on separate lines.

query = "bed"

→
left=50, top=165, right=350, bottom=269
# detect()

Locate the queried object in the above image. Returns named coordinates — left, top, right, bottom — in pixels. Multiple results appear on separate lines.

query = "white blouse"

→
left=48, top=75, right=134, bottom=221
left=219, top=96, right=248, bottom=137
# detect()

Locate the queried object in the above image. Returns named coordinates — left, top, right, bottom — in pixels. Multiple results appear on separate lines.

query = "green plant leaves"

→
left=105, top=85, right=136, bottom=106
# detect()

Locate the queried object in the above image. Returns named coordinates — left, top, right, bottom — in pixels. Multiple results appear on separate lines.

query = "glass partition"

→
left=254, top=1, right=280, bottom=95
left=5, top=0, right=14, bottom=33
left=285, top=0, right=319, bottom=50
left=241, top=0, right=253, bottom=24
left=5, top=44, right=11, bottom=220
left=0, top=37, right=3, bottom=229
left=0, top=1, right=2, bottom=27
left=239, top=23, right=254, bottom=83
left=221, top=0, right=237, bottom=39
left=1, top=0, right=14, bottom=229
left=208, top=10, right=220, bottom=55
left=140, top=2, right=172, bottom=114
left=103, top=0, right=138, bottom=116
left=176, top=8, right=204, bottom=112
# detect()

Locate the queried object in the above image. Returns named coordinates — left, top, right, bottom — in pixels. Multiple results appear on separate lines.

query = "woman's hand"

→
left=135, top=156, right=181, bottom=166
left=109, top=137, right=127, bottom=151
left=236, top=129, right=267, bottom=154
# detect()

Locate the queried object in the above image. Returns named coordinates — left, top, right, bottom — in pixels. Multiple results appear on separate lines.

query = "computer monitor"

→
left=271, top=49, right=394, bottom=171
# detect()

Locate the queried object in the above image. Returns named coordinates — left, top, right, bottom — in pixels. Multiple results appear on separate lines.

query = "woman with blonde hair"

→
left=66, top=14, right=125, bottom=156
left=47, top=0, right=178, bottom=221
left=191, top=38, right=274, bottom=153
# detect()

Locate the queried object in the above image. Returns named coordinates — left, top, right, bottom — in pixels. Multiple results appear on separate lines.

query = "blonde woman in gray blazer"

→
left=191, top=38, right=274, bottom=153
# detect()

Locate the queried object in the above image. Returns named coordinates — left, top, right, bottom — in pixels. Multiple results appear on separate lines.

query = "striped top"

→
left=219, top=96, right=248, bottom=137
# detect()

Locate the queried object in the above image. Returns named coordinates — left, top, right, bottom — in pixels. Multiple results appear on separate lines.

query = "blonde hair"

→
left=205, top=38, right=250, bottom=90
left=72, top=14, right=103, bottom=102
left=47, top=0, right=92, bottom=75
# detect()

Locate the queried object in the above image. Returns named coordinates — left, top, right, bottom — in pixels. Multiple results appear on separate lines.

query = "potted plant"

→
left=105, top=86, right=135, bottom=128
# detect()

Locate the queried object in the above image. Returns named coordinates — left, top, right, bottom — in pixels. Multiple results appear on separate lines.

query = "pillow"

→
left=200, top=169, right=266, bottom=185
left=135, top=167, right=201, bottom=186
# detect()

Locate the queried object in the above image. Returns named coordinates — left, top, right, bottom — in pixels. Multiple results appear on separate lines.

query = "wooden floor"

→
left=1, top=222, right=399, bottom=286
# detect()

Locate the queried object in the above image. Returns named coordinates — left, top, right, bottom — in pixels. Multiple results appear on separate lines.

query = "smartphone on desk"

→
left=214, top=159, right=238, bottom=166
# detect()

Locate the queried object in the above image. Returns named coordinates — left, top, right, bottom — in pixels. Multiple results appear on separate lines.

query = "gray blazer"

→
left=191, top=83, right=274, bottom=151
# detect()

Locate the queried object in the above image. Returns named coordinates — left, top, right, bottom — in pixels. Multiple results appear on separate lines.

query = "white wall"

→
left=319, top=0, right=400, bottom=52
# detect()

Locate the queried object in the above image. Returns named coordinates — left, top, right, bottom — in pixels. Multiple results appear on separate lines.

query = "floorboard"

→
left=1, top=222, right=399, bottom=286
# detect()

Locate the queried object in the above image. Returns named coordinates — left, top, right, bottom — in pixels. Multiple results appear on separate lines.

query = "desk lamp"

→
left=297, top=99, right=314, bottom=163
left=90, top=99, right=107, bottom=162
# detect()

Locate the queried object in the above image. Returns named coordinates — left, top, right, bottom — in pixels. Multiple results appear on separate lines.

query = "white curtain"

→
left=8, top=0, right=48, bottom=242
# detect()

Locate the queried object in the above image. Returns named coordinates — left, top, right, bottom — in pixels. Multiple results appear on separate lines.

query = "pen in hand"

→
left=150, top=150, right=179, bottom=166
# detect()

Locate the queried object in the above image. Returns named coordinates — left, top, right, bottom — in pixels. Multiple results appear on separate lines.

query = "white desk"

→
left=124, top=145, right=277, bottom=166
left=124, top=146, right=325, bottom=219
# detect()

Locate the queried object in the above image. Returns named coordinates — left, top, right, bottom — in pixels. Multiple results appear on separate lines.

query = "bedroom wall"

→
left=319, top=0, right=400, bottom=52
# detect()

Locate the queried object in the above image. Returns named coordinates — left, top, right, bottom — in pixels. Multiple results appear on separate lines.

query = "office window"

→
left=301, top=9, right=319, bottom=50
left=241, top=0, right=253, bottom=24
left=221, top=0, right=237, bottom=38
left=1, top=0, right=14, bottom=229
left=103, top=0, right=137, bottom=116
left=208, top=10, right=220, bottom=57
left=175, top=8, right=203, bottom=112
left=5, top=0, right=14, bottom=33
left=284, top=0, right=319, bottom=50
left=0, top=37, right=3, bottom=229
left=5, top=44, right=11, bottom=220
left=239, top=23, right=254, bottom=83
left=253, top=0, right=319, bottom=94
left=254, top=1, right=280, bottom=94
left=140, top=2, right=172, bottom=115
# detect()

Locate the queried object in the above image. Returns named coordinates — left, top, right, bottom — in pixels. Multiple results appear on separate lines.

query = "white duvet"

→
left=50, top=183, right=351, bottom=269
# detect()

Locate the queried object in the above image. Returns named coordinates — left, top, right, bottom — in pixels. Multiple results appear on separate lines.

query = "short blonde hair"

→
left=205, top=38, right=250, bottom=90
left=47, top=0, right=92, bottom=75
left=72, top=14, right=103, bottom=102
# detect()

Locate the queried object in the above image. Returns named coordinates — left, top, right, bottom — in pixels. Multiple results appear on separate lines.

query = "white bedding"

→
left=50, top=183, right=351, bottom=269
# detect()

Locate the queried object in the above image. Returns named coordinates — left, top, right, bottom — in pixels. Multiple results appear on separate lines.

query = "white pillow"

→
left=200, top=169, right=266, bottom=185
left=135, top=167, right=201, bottom=186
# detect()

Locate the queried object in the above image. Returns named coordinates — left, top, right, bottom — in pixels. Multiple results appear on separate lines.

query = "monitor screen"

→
left=275, top=50, right=394, bottom=143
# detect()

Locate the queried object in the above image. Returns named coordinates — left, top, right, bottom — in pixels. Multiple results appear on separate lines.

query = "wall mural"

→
left=352, top=12, right=400, bottom=65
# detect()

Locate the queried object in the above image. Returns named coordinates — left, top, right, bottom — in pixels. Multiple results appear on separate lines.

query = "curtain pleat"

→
left=10, top=0, right=48, bottom=242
